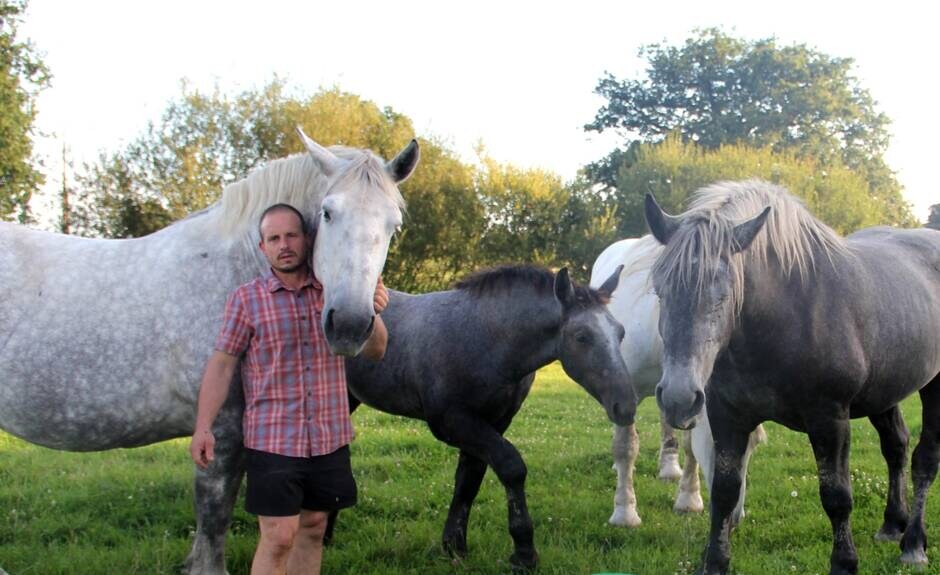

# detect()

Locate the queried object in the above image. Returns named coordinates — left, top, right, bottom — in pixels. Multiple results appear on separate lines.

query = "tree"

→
left=586, top=28, right=915, bottom=227
left=71, top=81, right=485, bottom=291
left=928, top=204, right=940, bottom=230
left=614, top=135, right=885, bottom=238
left=0, top=0, right=50, bottom=222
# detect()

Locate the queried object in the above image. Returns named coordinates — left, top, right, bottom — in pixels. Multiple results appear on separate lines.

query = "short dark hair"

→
left=258, top=203, right=307, bottom=240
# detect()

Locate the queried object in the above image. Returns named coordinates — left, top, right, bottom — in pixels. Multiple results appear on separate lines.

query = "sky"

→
left=20, top=0, right=938, bottom=224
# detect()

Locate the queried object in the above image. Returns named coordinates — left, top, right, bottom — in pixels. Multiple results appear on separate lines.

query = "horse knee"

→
left=819, top=481, right=853, bottom=520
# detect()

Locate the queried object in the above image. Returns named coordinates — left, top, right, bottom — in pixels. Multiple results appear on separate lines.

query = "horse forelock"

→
left=455, top=265, right=609, bottom=307
left=209, top=147, right=406, bottom=239
left=652, top=179, right=851, bottom=316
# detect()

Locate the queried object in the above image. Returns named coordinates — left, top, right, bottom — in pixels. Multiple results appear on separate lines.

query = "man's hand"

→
left=190, top=429, right=216, bottom=469
left=373, top=276, right=389, bottom=314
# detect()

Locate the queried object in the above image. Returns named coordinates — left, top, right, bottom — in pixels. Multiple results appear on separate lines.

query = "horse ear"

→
left=386, top=139, right=420, bottom=184
left=596, top=264, right=624, bottom=298
left=732, top=206, right=772, bottom=253
left=645, top=193, right=681, bottom=245
left=554, top=267, right=575, bottom=309
left=296, top=126, right=343, bottom=178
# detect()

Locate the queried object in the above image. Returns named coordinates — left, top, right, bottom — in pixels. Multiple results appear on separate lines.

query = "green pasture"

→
left=0, top=363, right=936, bottom=574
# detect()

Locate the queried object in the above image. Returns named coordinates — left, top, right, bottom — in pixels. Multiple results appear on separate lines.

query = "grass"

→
left=0, top=363, right=937, bottom=574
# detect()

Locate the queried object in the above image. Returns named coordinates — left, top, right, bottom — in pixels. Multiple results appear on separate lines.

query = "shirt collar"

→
left=263, top=269, right=323, bottom=293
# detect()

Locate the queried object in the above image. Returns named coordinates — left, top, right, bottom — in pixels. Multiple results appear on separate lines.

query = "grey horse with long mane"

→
left=646, top=180, right=940, bottom=575
left=340, top=264, right=637, bottom=570
left=0, top=128, right=419, bottom=574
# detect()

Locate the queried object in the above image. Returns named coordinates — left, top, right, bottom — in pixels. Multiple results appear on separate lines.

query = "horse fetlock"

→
left=659, top=451, right=682, bottom=481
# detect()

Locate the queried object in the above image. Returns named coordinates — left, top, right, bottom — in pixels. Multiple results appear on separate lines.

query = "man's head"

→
left=258, top=204, right=309, bottom=274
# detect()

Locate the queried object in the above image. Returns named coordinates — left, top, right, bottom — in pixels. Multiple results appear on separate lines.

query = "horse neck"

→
left=475, top=289, right=563, bottom=380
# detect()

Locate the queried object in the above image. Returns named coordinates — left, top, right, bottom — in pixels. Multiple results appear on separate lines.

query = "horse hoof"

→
left=674, top=493, right=704, bottom=514
left=608, top=506, right=642, bottom=527
left=509, top=550, right=539, bottom=572
left=874, top=527, right=904, bottom=542
left=900, top=548, right=928, bottom=567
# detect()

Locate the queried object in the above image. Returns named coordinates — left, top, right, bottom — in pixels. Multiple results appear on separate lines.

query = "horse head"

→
left=297, top=127, right=419, bottom=357
left=645, top=192, right=770, bottom=429
left=554, top=266, right=637, bottom=426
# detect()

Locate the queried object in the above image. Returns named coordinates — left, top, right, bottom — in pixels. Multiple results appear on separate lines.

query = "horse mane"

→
left=621, top=235, right=663, bottom=280
left=652, top=179, right=852, bottom=313
left=455, top=265, right=610, bottom=306
left=207, top=147, right=406, bottom=238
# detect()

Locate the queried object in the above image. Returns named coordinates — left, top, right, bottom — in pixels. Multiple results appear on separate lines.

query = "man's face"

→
left=258, top=209, right=308, bottom=273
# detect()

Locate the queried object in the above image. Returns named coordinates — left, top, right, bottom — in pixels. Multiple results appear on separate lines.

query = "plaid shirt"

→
left=214, top=270, right=354, bottom=457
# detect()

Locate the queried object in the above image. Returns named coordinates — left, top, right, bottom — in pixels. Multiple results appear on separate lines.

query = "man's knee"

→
left=259, top=516, right=300, bottom=554
left=297, top=511, right=329, bottom=542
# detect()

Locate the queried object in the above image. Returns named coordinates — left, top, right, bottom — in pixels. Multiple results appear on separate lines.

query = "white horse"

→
left=0, top=128, right=419, bottom=574
left=591, top=235, right=766, bottom=527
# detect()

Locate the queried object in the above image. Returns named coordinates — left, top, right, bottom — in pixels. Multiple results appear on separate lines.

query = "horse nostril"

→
left=325, top=309, right=335, bottom=333
left=655, top=385, right=665, bottom=409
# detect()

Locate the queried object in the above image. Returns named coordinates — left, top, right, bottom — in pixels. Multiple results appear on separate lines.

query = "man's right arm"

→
left=189, top=350, right=239, bottom=469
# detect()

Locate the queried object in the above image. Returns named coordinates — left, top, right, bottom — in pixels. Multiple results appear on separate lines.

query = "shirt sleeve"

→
left=214, top=288, right=253, bottom=356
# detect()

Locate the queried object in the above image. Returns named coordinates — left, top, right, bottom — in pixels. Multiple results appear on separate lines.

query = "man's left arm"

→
left=361, top=277, right=389, bottom=361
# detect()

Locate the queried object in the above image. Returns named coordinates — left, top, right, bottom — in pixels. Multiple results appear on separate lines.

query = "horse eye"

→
left=575, top=332, right=592, bottom=345
left=322, top=209, right=332, bottom=223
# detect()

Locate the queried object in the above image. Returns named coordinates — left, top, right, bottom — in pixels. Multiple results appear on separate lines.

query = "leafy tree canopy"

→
left=586, top=28, right=915, bottom=227
left=0, top=0, right=50, bottom=222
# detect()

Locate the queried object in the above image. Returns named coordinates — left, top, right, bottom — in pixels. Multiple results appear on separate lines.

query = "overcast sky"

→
left=21, top=0, right=938, bottom=223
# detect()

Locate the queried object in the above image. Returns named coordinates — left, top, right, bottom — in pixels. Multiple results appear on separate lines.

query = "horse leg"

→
left=900, top=375, right=940, bottom=566
left=730, top=423, right=768, bottom=527
left=674, top=420, right=703, bottom=514
left=429, top=411, right=537, bottom=571
left=694, top=407, right=766, bottom=527
left=609, top=423, right=642, bottom=526
left=658, top=408, right=682, bottom=480
left=807, top=412, right=857, bottom=575
left=323, top=392, right=362, bottom=547
left=442, top=451, right=488, bottom=556
left=699, top=403, right=752, bottom=575
left=868, top=405, right=910, bottom=542
left=183, top=405, right=246, bottom=575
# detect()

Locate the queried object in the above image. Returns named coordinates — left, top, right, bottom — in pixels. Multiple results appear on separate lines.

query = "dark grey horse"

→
left=339, top=265, right=636, bottom=570
left=646, top=180, right=940, bottom=575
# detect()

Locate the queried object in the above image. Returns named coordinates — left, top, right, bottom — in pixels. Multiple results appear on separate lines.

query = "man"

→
left=189, top=203, right=388, bottom=575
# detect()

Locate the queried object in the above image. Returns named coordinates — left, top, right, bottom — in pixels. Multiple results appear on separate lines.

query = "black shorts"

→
left=245, top=445, right=358, bottom=516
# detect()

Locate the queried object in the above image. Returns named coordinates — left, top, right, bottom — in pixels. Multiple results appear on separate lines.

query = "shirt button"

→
left=300, top=315, right=308, bottom=321
left=305, top=366, right=311, bottom=371
left=303, top=341, right=310, bottom=346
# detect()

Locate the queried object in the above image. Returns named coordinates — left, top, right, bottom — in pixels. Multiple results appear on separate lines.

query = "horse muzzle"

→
left=323, top=308, right=375, bottom=357
left=655, top=379, right=705, bottom=430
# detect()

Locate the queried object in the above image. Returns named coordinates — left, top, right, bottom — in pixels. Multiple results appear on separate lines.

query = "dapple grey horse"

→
left=0, top=128, right=419, bottom=574
left=342, top=265, right=637, bottom=570
left=647, top=180, right=940, bottom=575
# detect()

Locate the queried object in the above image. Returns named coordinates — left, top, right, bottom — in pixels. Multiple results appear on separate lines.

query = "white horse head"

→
left=296, top=127, right=419, bottom=356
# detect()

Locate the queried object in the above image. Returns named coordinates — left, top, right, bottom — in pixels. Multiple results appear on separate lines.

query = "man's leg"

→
left=286, top=510, right=329, bottom=575
left=252, top=515, right=300, bottom=575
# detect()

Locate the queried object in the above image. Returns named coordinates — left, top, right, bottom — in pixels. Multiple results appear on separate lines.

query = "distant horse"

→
left=646, top=180, right=940, bottom=575
left=0, top=128, right=419, bottom=575
left=591, top=236, right=765, bottom=528
left=341, top=265, right=637, bottom=570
